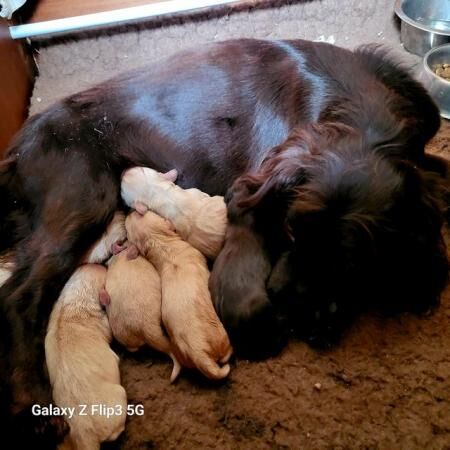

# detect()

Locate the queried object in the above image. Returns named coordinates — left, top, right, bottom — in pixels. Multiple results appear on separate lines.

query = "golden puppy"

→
left=125, top=210, right=232, bottom=380
left=45, top=264, right=127, bottom=450
left=83, top=211, right=127, bottom=264
left=104, top=248, right=181, bottom=382
left=121, top=167, right=227, bottom=259
left=0, top=251, right=13, bottom=287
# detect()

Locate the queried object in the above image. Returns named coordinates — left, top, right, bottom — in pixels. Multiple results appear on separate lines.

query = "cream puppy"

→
left=104, top=248, right=181, bottom=382
left=83, top=211, right=127, bottom=264
left=121, top=167, right=227, bottom=259
left=0, top=252, right=13, bottom=286
left=45, top=264, right=127, bottom=450
left=125, top=210, right=232, bottom=380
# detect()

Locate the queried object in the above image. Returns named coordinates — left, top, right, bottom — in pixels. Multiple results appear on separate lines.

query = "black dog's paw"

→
left=227, top=296, right=289, bottom=360
left=290, top=303, right=352, bottom=350
left=299, top=325, right=342, bottom=350
left=12, top=408, right=70, bottom=450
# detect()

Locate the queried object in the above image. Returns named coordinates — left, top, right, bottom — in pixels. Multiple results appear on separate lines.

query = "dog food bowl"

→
left=395, top=0, right=450, bottom=56
left=422, top=43, right=450, bottom=119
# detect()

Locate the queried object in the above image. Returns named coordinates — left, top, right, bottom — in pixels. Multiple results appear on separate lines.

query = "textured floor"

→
left=27, top=0, right=450, bottom=448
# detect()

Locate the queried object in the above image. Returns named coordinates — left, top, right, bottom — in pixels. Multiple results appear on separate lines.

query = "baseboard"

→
left=10, top=0, right=248, bottom=39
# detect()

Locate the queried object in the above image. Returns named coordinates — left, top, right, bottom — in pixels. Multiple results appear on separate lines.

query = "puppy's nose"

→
left=122, top=168, right=132, bottom=182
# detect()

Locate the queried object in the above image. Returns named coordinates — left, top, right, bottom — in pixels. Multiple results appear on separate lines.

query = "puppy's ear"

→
left=161, top=169, right=178, bottom=183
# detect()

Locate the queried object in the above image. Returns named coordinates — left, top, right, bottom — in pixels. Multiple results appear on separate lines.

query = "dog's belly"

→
left=51, top=39, right=326, bottom=195
left=117, top=67, right=291, bottom=193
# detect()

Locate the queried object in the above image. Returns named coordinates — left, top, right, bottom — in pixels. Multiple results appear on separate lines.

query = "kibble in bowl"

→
left=423, top=44, right=450, bottom=118
left=432, top=63, right=450, bottom=81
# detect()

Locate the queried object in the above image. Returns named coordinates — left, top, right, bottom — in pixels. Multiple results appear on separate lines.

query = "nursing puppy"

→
left=0, top=252, right=13, bottom=287
left=121, top=167, right=227, bottom=259
left=45, top=264, right=127, bottom=450
left=104, top=248, right=181, bottom=382
left=125, top=211, right=232, bottom=380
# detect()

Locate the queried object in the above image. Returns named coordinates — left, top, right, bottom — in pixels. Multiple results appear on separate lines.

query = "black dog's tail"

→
left=0, top=154, right=28, bottom=254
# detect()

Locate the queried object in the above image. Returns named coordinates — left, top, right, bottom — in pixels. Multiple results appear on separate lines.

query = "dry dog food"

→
left=432, top=63, right=450, bottom=81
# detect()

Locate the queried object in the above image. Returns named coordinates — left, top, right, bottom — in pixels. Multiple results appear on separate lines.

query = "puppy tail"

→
left=169, top=353, right=182, bottom=383
left=199, top=360, right=231, bottom=380
left=220, top=346, right=233, bottom=364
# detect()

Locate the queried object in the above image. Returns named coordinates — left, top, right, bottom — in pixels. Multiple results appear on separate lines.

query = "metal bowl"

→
left=422, top=44, right=450, bottom=119
left=394, top=0, right=450, bottom=56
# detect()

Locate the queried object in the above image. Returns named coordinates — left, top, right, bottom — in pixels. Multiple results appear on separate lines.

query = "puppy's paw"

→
left=134, top=201, right=149, bottom=215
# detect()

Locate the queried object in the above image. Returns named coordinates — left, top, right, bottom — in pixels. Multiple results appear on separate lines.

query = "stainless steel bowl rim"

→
left=394, top=0, right=450, bottom=37
left=423, top=43, right=450, bottom=86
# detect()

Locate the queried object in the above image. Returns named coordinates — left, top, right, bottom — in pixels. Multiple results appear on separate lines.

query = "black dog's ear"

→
left=229, top=147, right=309, bottom=214
left=226, top=128, right=319, bottom=219
left=227, top=123, right=360, bottom=219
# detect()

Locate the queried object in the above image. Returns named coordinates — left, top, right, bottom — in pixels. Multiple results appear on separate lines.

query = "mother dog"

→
left=0, top=39, right=448, bottom=445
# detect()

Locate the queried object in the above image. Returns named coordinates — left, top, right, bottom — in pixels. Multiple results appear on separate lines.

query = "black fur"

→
left=0, top=40, right=447, bottom=445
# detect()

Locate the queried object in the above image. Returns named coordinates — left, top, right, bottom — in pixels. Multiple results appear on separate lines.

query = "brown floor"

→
left=112, top=121, right=450, bottom=450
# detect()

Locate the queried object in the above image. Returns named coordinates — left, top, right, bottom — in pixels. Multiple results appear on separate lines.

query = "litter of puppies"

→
left=37, top=167, right=232, bottom=448
left=126, top=210, right=232, bottom=380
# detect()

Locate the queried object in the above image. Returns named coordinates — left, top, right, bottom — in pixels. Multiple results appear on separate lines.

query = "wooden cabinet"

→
left=0, top=18, right=32, bottom=158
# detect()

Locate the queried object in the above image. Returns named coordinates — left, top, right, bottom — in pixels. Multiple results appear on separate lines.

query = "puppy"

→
left=83, top=211, right=127, bottom=264
left=125, top=210, right=232, bottom=380
left=45, top=264, right=127, bottom=450
left=0, top=252, right=13, bottom=287
left=103, top=247, right=181, bottom=382
left=121, top=167, right=227, bottom=259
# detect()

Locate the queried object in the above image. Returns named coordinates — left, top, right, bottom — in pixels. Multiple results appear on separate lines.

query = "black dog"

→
left=0, top=39, right=448, bottom=445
